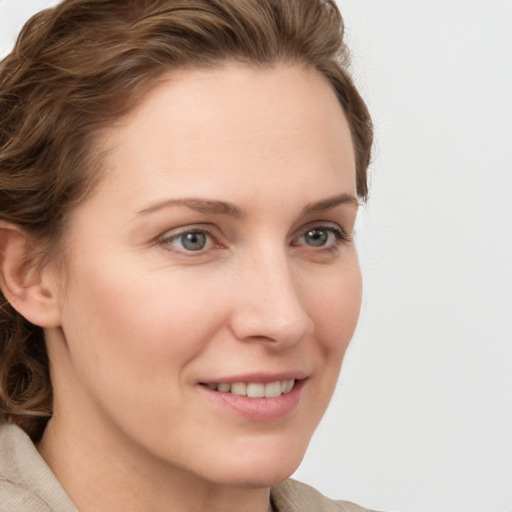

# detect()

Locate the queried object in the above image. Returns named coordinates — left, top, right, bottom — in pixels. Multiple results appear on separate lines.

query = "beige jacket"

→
left=0, top=423, right=374, bottom=512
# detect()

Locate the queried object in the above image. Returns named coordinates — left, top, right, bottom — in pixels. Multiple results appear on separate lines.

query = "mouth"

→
left=198, top=376, right=307, bottom=421
left=200, top=379, right=296, bottom=398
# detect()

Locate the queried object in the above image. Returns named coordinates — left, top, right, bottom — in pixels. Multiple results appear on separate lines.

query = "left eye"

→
left=296, top=226, right=344, bottom=248
left=165, top=230, right=212, bottom=252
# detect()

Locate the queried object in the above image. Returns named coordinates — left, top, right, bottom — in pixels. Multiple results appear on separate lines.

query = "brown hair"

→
left=0, top=0, right=373, bottom=440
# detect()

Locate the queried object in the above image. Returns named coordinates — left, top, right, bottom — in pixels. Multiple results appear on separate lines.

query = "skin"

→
left=34, top=64, right=362, bottom=512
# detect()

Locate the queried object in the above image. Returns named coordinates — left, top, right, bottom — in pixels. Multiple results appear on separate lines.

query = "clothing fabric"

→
left=0, top=422, right=374, bottom=512
left=271, top=480, right=375, bottom=512
left=0, top=423, right=76, bottom=512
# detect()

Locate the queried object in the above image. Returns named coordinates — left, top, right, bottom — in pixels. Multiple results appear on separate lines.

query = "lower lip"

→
left=199, top=380, right=306, bottom=422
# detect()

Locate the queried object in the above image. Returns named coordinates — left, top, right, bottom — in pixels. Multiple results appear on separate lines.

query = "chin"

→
left=199, top=435, right=309, bottom=488
left=206, top=460, right=302, bottom=489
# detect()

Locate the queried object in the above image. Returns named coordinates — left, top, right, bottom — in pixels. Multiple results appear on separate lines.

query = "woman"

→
left=0, top=1, right=374, bottom=510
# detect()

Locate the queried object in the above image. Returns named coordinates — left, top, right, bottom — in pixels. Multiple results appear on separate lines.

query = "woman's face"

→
left=45, top=64, right=362, bottom=487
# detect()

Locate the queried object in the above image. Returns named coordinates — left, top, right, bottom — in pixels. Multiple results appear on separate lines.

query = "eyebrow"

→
left=137, top=193, right=358, bottom=218
left=138, top=197, right=246, bottom=218
left=301, top=193, right=360, bottom=215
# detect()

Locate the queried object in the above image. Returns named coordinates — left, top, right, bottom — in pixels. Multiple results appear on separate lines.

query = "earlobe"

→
left=0, top=222, right=62, bottom=328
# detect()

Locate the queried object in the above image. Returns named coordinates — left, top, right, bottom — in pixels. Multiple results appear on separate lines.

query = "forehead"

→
left=90, top=64, right=356, bottom=208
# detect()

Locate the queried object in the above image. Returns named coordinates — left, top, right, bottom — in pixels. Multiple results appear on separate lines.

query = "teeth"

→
left=264, top=381, right=282, bottom=398
left=282, top=379, right=294, bottom=393
left=230, top=382, right=247, bottom=396
left=247, top=382, right=265, bottom=398
left=207, top=379, right=296, bottom=398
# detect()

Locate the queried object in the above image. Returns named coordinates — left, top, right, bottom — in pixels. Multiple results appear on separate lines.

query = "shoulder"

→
left=271, top=479, right=378, bottom=512
left=0, top=423, right=77, bottom=512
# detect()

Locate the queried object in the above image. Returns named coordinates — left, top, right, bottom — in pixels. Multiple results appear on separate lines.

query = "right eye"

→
left=161, top=229, right=214, bottom=252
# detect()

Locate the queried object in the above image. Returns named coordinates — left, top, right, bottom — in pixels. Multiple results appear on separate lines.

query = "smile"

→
left=203, top=380, right=295, bottom=398
left=199, top=377, right=307, bottom=421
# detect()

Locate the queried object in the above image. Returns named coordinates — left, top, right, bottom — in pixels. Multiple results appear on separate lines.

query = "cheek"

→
left=59, top=260, right=223, bottom=387
left=55, top=262, right=230, bottom=443
left=306, top=260, right=362, bottom=412
left=304, top=257, right=362, bottom=358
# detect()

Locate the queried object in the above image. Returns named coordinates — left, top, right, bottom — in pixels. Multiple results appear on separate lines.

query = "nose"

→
left=228, top=249, right=313, bottom=349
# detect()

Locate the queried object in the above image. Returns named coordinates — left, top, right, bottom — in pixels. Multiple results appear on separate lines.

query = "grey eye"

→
left=302, top=228, right=329, bottom=247
left=173, top=231, right=208, bottom=251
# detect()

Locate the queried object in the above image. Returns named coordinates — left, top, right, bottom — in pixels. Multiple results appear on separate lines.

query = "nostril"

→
left=228, top=262, right=311, bottom=345
left=229, top=309, right=311, bottom=347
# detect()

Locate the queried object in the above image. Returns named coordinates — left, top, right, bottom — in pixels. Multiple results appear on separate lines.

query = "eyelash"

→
left=159, top=223, right=351, bottom=255
left=294, top=224, right=351, bottom=252
left=159, top=225, right=218, bottom=253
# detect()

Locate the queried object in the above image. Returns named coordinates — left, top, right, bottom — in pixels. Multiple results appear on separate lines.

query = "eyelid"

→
left=158, top=224, right=221, bottom=253
left=296, top=221, right=349, bottom=238
left=156, top=221, right=351, bottom=256
left=292, top=222, right=352, bottom=248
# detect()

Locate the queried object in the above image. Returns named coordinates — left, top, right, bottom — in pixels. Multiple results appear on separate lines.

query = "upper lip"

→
left=199, top=370, right=309, bottom=385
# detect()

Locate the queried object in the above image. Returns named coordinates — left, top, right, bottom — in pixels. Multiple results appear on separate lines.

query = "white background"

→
left=1, top=1, right=511, bottom=511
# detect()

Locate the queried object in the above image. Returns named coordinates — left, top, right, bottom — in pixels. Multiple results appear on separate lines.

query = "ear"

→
left=0, top=221, right=62, bottom=328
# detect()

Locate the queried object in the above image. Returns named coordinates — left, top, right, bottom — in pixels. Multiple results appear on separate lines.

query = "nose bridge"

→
left=230, top=242, right=311, bottom=346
